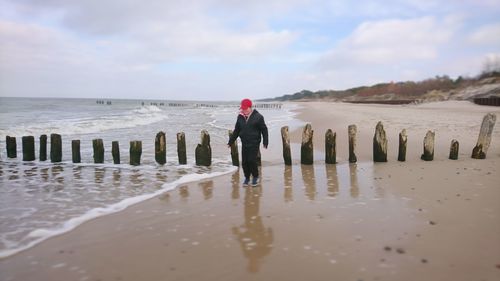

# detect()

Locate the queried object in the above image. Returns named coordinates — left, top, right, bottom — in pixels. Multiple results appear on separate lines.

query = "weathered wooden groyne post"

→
left=177, top=132, right=187, bottom=165
left=130, top=141, right=142, bottom=166
left=72, top=140, right=81, bottom=163
left=281, top=126, right=292, bottom=166
left=50, top=134, right=62, bottom=163
left=348, top=125, right=357, bottom=163
left=40, top=134, right=47, bottom=161
left=421, top=131, right=435, bottom=161
left=398, top=129, right=407, bottom=162
left=471, top=113, right=496, bottom=159
left=325, top=129, right=336, bottom=164
left=373, top=121, right=387, bottom=162
left=229, top=130, right=239, bottom=166
left=93, top=139, right=104, bottom=164
left=301, top=124, right=314, bottom=165
left=449, top=139, right=459, bottom=160
left=6, top=136, right=17, bottom=158
left=155, top=131, right=166, bottom=165
left=195, top=130, right=211, bottom=166
left=22, top=136, right=35, bottom=161
left=112, top=141, right=120, bottom=164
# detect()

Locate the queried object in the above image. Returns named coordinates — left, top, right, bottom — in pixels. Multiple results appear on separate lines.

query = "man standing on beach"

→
left=228, top=99, right=269, bottom=187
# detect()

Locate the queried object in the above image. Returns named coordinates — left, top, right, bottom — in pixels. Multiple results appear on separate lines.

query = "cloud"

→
left=10, top=0, right=308, bottom=36
left=4, top=0, right=299, bottom=63
left=319, top=17, right=455, bottom=67
left=468, top=23, right=500, bottom=46
left=126, top=21, right=297, bottom=63
left=0, top=20, right=95, bottom=68
left=0, top=19, right=300, bottom=100
left=296, top=16, right=469, bottom=90
left=1, top=0, right=500, bottom=99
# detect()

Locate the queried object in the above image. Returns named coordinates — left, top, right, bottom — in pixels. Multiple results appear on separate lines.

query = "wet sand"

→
left=1, top=101, right=499, bottom=281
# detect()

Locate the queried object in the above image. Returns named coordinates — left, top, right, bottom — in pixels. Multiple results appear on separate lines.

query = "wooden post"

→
left=348, top=125, right=357, bottom=163
left=301, top=124, right=314, bottom=165
left=398, top=129, right=407, bottom=162
left=155, top=131, right=166, bottom=165
left=22, top=136, right=35, bottom=161
left=112, top=141, right=120, bottom=164
left=449, top=139, right=459, bottom=160
left=40, top=134, right=47, bottom=161
left=93, top=139, right=104, bottom=163
left=177, top=132, right=187, bottom=165
left=471, top=113, right=496, bottom=159
left=195, top=130, right=211, bottom=166
left=50, top=134, right=62, bottom=163
left=325, top=129, right=336, bottom=164
left=72, top=140, right=81, bottom=163
left=130, top=141, right=142, bottom=166
left=6, top=136, right=16, bottom=158
left=229, top=130, right=239, bottom=166
left=373, top=121, right=388, bottom=162
left=421, top=131, right=435, bottom=161
left=281, top=126, right=292, bottom=166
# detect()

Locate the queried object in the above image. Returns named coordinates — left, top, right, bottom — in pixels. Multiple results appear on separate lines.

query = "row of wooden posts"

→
left=4, top=131, right=212, bottom=166
left=292, top=113, right=496, bottom=164
left=2, top=113, right=497, bottom=166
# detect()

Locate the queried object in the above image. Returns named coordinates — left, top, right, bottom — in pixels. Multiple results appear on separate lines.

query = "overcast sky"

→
left=0, top=0, right=499, bottom=101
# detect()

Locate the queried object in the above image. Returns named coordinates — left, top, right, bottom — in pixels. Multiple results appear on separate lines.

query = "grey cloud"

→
left=11, top=0, right=309, bottom=36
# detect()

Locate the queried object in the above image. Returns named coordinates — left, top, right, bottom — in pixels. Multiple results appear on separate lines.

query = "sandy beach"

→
left=1, top=101, right=499, bottom=281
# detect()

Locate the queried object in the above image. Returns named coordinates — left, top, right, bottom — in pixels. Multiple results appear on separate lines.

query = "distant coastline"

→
left=263, top=72, right=500, bottom=105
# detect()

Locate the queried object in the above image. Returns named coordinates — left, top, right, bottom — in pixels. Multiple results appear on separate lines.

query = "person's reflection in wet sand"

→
left=325, top=164, right=339, bottom=197
left=284, top=166, right=293, bottom=202
left=301, top=165, right=316, bottom=201
left=232, top=186, right=274, bottom=273
left=349, top=164, right=359, bottom=198
left=231, top=170, right=240, bottom=200
left=199, top=180, right=213, bottom=200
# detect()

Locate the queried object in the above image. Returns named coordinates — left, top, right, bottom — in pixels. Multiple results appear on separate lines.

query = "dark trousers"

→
left=242, top=145, right=259, bottom=179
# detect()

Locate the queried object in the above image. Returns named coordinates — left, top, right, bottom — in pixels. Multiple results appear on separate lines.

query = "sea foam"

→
left=0, top=166, right=237, bottom=259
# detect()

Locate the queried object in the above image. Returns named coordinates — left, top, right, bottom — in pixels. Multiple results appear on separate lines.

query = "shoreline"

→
left=1, top=100, right=499, bottom=281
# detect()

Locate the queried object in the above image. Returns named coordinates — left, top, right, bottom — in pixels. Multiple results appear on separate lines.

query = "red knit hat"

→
left=240, top=98, right=252, bottom=110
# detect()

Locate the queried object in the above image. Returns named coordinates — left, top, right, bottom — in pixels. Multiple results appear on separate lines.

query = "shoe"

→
left=251, top=177, right=259, bottom=187
left=243, top=178, right=250, bottom=186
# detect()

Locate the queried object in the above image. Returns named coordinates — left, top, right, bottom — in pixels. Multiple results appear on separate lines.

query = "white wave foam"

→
left=0, top=166, right=237, bottom=259
left=132, top=105, right=162, bottom=114
left=0, top=106, right=168, bottom=137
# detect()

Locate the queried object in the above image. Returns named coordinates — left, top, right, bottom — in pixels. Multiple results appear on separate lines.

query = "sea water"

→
left=0, top=97, right=300, bottom=258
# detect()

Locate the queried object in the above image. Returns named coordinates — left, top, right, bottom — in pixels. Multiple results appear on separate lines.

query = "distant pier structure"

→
left=96, top=100, right=112, bottom=105
left=139, top=101, right=283, bottom=109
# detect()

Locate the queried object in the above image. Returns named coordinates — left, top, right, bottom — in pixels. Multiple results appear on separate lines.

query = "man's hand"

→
left=263, top=144, right=268, bottom=149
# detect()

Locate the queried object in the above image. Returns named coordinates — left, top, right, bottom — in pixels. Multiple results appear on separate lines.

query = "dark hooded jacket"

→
left=228, top=110, right=268, bottom=148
